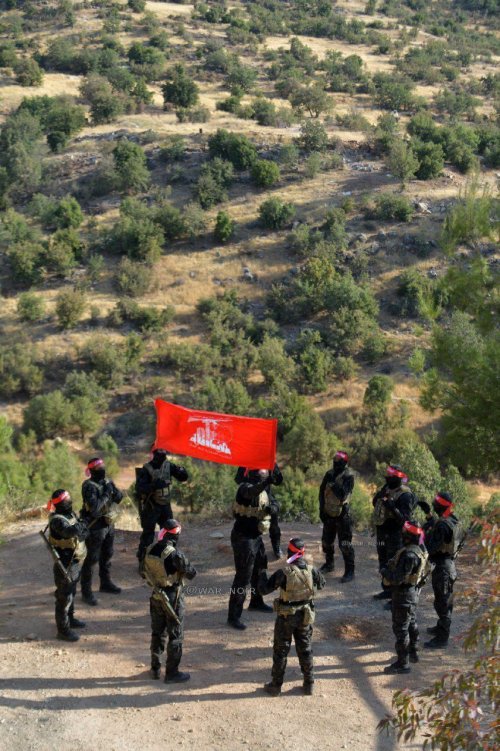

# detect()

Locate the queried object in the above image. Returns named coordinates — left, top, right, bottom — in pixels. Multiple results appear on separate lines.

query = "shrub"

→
left=366, top=192, right=414, bottom=222
left=113, top=140, right=150, bottom=193
left=282, top=407, right=333, bottom=472
left=274, top=467, right=319, bottom=523
left=294, top=329, right=334, bottom=393
left=17, top=292, right=45, bottom=322
left=115, top=258, right=152, bottom=297
left=44, top=228, right=82, bottom=275
left=80, top=339, right=129, bottom=388
left=23, top=391, right=72, bottom=440
left=195, top=158, right=234, bottom=209
left=290, top=84, right=332, bottom=118
left=52, top=196, right=84, bottom=229
left=386, top=138, right=419, bottom=183
left=397, top=269, right=440, bottom=320
left=159, top=135, right=186, bottom=163
left=112, top=298, right=174, bottom=333
left=128, top=0, right=146, bottom=11
left=63, top=371, right=107, bottom=411
left=214, top=210, right=235, bottom=243
left=373, top=73, right=415, bottom=111
left=8, top=242, right=44, bottom=284
left=251, top=159, right=280, bottom=187
left=259, top=197, right=296, bottom=230
left=0, top=342, right=43, bottom=398
left=162, top=64, right=199, bottom=109
left=251, top=97, right=278, bottom=126
left=15, top=57, right=43, bottom=87
left=175, top=105, right=210, bottom=123
left=80, top=75, right=125, bottom=125
left=55, top=288, right=87, bottom=329
left=412, top=139, right=445, bottom=180
left=183, top=203, right=207, bottom=239
left=208, top=129, right=257, bottom=170
left=107, top=216, right=164, bottom=264
left=297, top=120, right=329, bottom=153
left=278, top=143, right=300, bottom=169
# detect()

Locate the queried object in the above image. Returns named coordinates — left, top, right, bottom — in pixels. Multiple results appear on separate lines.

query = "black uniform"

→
left=235, top=466, right=283, bottom=557
left=146, top=540, right=196, bottom=678
left=48, top=510, right=88, bottom=635
left=227, top=475, right=279, bottom=624
left=136, top=459, right=188, bottom=560
left=80, top=476, right=123, bottom=597
left=381, top=543, right=425, bottom=668
left=372, top=483, right=414, bottom=592
left=424, top=514, right=460, bottom=643
left=319, top=467, right=355, bottom=574
left=259, top=562, right=325, bottom=689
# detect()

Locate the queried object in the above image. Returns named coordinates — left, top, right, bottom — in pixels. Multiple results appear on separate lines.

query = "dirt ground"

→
left=0, top=515, right=477, bottom=751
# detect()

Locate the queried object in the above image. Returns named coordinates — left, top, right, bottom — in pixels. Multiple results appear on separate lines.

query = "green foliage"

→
left=350, top=375, right=396, bottom=471
left=63, top=371, right=107, bottom=411
left=282, top=408, right=334, bottom=472
left=208, top=129, right=257, bottom=170
left=23, top=391, right=72, bottom=440
left=111, top=298, right=174, bottom=333
left=365, top=192, right=414, bottom=222
left=45, top=228, right=82, bottom=275
left=411, top=139, right=445, bottom=180
left=162, top=64, right=199, bottom=109
left=192, top=377, right=252, bottom=415
left=17, top=292, right=45, bottom=322
left=274, top=467, right=319, bottom=523
left=113, top=140, right=150, bottom=193
left=15, top=57, right=43, bottom=86
left=349, top=482, right=373, bottom=530
left=214, top=210, right=235, bottom=243
left=195, top=158, right=234, bottom=209
left=373, top=73, right=416, bottom=111
left=304, top=151, right=322, bottom=178
left=290, top=84, right=332, bottom=118
left=278, top=143, right=300, bottom=169
left=174, top=459, right=235, bottom=515
left=159, top=135, right=186, bottom=163
left=107, top=214, right=164, bottom=264
left=80, top=75, right=125, bottom=125
left=52, top=196, right=84, bottom=229
left=251, top=159, right=281, bottom=188
left=80, top=338, right=130, bottom=388
left=440, top=181, right=498, bottom=253
left=0, top=342, right=43, bottom=398
left=396, top=268, right=441, bottom=320
left=258, top=335, right=297, bottom=389
left=55, top=289, right=87, bottom=329
left=386, top=138, right=419, bottom=182
left=259, top=197, right=296, bottom=230
left=297, top=120, right=329, bottom=153
left=420, top=311, right=499, bottom=476
left=115, top=258, right=152, bottom=297
left=293, top=329, right=334, bottom=393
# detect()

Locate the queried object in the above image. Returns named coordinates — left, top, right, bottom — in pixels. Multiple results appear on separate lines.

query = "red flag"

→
left=153, top=399, right=277, bottom=470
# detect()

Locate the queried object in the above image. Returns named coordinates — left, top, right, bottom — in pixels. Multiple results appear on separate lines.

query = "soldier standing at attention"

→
left=423, top=491, right=464, bottom=649
left=47, top=489, right=88, bottom=642
left=227, top=467, right=281, bottom=630
left=259, top=538, right=325, bottom=696
left=381, top=520, right=430, bottom=674
left=80, top=458, right=124, bottom=606
left=235, top=464, right=284, bottom=559
left=372, top=464, right=415, bottom=601
left=135, top=448, right=189, bottom=563
left=142, top=520, right=197, bottom=683
left=319, top=450, right=355, bottom=582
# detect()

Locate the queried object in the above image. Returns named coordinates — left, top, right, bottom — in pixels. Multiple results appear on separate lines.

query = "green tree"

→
left=386, top=138, right=419, bottom=183
left=55, top=289, right=87, bottom=329
left=214, top=211, right=235, bottom=243
left=53, top=196, right=84, bottom=229
left=290, top=84, right=332, bottom=118
left=80, top=75, right=125, bottom=125
left=208, top=129, right=257, bottom=170
left=412, top=139, right=445, bottom=180
left=251, top=159, right=281, bottom=188
left=297, top=120, right=329, bottom=153
left=162, top=65, right=199, bottom=109
left=15, top=57, right=43, bottom=87
left=17, top=292, right=45, bottom=322
left=259, top=197, right=296, bottom=230
left=23, top=391, right=73, bottom=440
left=113, top=141, right=150, bottom=193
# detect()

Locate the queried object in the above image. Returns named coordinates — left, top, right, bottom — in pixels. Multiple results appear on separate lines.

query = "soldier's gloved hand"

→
left=417, top=500, right=431, bottom=514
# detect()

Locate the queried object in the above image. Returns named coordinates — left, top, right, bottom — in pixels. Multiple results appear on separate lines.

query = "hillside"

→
left=0, top=0, right=498, bottom=513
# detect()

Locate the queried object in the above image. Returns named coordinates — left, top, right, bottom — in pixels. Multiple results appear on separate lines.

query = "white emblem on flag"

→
left=188, top=418, right=232, bottom=456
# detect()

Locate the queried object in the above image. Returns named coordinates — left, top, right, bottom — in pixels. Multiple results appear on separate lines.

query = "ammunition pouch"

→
left=273, top=598, right=315, bottom=624
left=103, top=501, right=120, bottom=526
left=323, top=469, right=353, bottom=518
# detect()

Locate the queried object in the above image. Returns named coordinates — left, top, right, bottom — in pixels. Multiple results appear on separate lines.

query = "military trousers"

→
left=80, top=526, right=114, bottom=595
left=271, top=611, right=314, bottom=686
left=431, top=558, right=456, bottom=641
left=150, top=592, right=184, bottom=676
left=54, top=560, right=82, bottom=634
left=376, top=525, right=402, bottom=591
left=137, top=501, right=173, bottom=560
left=321, top=508, right=355, bottom=571
left=391, top=586, right=420, bottom=665
left=228, top=531, right=268, bottom=622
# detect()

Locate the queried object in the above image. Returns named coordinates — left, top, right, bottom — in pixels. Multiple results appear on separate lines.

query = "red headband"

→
left=86, top=458, right=104, bottom=477
left=335, top=451, right=349, bottom=462
left=403, top=521, right=423, bottom=537
left=434, top=494, right=453, bottom=517
left=288, top=540, right=305, bottom=555
left=46, top=490, right=70, bottom=511
left=386, top=466, right=408, bottom=482
left=158, top=524, right=181, bottom=540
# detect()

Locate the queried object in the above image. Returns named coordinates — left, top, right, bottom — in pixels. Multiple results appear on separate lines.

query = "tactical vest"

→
left=143, top=543, right=181, bottom=588
left=233, top=490, right=271, bottom=534
left=275, top=564, right=316, bottom=623
left=323, top=468, right=353, bottom=518
left=434, top=517, right=463, bottom=557
left=82, top=479, right=119, bottom=525
left=144, top=461, right=171, bottom=505
left=383, top=544, right=430, bottom=587
left=49, top=513, right=86, bottom=562
left=373, top=486, right=407, bottom=526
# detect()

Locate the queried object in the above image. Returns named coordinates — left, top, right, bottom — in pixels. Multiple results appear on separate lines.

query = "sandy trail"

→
left=0, top=518, right=475, bottom=751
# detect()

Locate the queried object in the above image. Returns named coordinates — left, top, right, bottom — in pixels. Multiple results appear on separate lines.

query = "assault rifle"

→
left=153, top=587, right=181, bottom=626
left=453, top=521, right=474, bottom=561
left=39, top=526, right=73, bottom=584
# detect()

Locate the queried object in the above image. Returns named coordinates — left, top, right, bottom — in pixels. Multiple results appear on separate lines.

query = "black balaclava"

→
left=151, top=449, right=167, bottom=470
left=385, top=464, right=406, bottom=490
left=247, top=469, right=269, bottom=484
left=51, top=489, right=73, bottom=515
left=433, top=491, right=453, bottom=517
left=160, top=519, right=181, bottom=547
left=91, top=468, right=106, bottom=482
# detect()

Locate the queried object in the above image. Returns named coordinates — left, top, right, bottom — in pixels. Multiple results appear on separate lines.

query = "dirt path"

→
left=0, top=517, right=475, bottom=751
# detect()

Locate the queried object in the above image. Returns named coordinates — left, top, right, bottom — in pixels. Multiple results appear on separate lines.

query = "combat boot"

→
left=383, top=661, right=410, bottom=675
left=248, top=600, right=273, bottom=613
left=427, top=625, right=438, bottom=635
left=263, top=682, right=281, bottom=696
left=99, top=580, right=121, bottom=594
left=273, top=545, right=283, bottom=560
left=69, top=616, right=86, bottom=629
left=303, top=682, right=314, bottom=696
left=150, top=667, right=161, bottom=680
left=82, top=591, right=98, bottom=606
left=424, top=637, right=448, bottom=649
left=227, top=618, right=247, bottom=630
left=164, top=671, right=190, bottom=683
left=57, top=630, right=79, bottom=643
left=409, top=649, right=419, bottom=663
left=341, top=569, right=354, bottom=583
left=373, top=590, right=391, bottom=600
left=320, top=560, right=334, bottom=573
